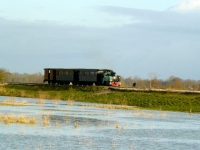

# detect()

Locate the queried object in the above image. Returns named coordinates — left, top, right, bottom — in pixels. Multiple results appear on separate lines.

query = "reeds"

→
left=53, top=99, right=61, bottom=104
left=38, top=91, right=49, bottom=99
left=52, top=94, right=61, bottom=101
left=36, top=99, right=45, bottom=104
left=0, top=86, right=6, bottom=93
left=17, top=115, right=36, bottom=124
left=67, top=100, right=74, bottom=106
left=96, top=104, right=139, bottom=111
left=157, top=113, right=167, bottom=118
left=3, top=114, right=15, bottom=124
left=42, top=115, right=50, bottom=126
left=190, top=108, right=192, bottom=115
left=55, top=122, right=59, bottom=126
left=115, top=122, right=119, bottom=129
left=74, top=122, right=78, bottom=128
left=0, top=98, right=28, bottom=106
left=132, top=111, right=155, bottom=118
left=2, top=114, right=36, bottom=124
left=0, top=114, right=2, bottom=121
left=112, top=140, right=116, bottom=149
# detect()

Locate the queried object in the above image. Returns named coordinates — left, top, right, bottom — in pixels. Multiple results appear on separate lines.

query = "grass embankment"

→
left=0, top=84, right=200, bottom=113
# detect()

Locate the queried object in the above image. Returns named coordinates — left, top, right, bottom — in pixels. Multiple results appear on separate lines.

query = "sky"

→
left=0, top=0, right=200, bottom=80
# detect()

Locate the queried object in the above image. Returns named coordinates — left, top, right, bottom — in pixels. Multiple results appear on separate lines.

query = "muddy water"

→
left=0, top=96, right=200, bottom=150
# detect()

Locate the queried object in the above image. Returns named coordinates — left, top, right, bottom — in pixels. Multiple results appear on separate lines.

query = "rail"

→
left=109, top=87, right=200, bottom=94
left=6, top=82, right=46, bottom=86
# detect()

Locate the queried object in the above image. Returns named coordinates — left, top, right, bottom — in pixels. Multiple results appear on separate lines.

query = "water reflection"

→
left=0, top=96, right=200, bottom=150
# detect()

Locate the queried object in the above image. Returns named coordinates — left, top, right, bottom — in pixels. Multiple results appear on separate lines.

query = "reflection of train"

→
left=43, top=68, right=121, bottom=86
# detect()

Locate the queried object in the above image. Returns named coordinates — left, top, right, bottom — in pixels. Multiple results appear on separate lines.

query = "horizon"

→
left=4, top=68, right=200, bottom=81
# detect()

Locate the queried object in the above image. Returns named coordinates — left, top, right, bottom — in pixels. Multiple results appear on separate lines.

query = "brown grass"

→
left=157, top=113, right=167, bottom=118
left=96, top=104, right=139, bottom=110
left=55, top=122, right=59, bottom=126
left=115, top=122, right=119, bottom=129
left=74, top=122, right=78, bottom=128
left=42, top=115, right=50, bottom=126
left=132, top=111, right=155, bottom=118
left=0, top=98, right=28, bottom=106
left=0, top=86, right=6, bottom=93
left=36, top=99, right=45, bottom=104
left=53, top=99, right=61, bottom=104
left=0, top=114, right=2, bottom=121
left=3, top=114, right=36, bottom=124
left=38, top=91, right=49, bottom=99
left=17, top=115, right=36, bottom=124
left=66, top=100, right=74, bottom=106
left=4, top=114, right=15, bottom=124
left=52, top=94, right=61, bottom=101
left=19, top=90, right=26, bottom=97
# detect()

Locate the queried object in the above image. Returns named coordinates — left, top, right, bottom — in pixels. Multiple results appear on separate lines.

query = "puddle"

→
left=0, top=96, right=200, bottom=150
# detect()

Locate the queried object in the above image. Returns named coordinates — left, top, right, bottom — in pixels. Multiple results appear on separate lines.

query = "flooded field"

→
left=0, top=96, right=200, bottom=150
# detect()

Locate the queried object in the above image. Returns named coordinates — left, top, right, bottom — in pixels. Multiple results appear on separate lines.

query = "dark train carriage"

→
left=43, top=68, right=121, bottom=86
left=43, top=69, right=56, bottom=84
left=56, top=69, right=74, bottom=85
left=78, top=69, right=98, bottom=85
left=44, top=68, right=75, bottom=85
left=43, top=68, right=98, bottom=85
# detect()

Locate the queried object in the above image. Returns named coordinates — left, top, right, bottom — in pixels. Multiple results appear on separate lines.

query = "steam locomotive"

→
left=43, top=68, right=121, bottom=86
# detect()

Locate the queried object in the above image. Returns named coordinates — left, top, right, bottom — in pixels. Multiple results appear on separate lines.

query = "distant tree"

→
left=148, top=73, right=159, bottom=89
left=119, top=77, right=127, bottom=87
left=3, top=71, right=43, bottom=83
left=132, top=76, right=147, bottom=89
left=167, top=76, right=183, bottom=90
left=123, top=77, right=133, bottom=87
left=172, top=78, right=182, bottom=89
left=120, top=74, right=200, bottom=90
left=198, top=82, right=200, bottom=91
left=0, top=68, right=7, bottom=83
left=183, top=79, right=199, bottom=90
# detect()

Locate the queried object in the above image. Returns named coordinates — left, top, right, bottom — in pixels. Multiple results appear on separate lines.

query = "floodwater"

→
left=0, top=96, right=200, bottom=150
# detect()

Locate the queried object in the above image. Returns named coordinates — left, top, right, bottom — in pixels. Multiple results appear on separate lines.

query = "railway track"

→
left=109, top=87, right=200, bottom=94
left=6, top=82, right=47, bottom=86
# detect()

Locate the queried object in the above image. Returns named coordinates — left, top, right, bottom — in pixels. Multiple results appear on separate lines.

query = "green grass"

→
left=1, top=84, right=200, bottom=112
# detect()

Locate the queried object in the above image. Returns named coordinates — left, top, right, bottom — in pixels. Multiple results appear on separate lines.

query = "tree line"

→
left=122, top=76, right=200, bottom=91
left=0, top=69, right=43, bottom=83
left=0, top=68, right=200, bottom=90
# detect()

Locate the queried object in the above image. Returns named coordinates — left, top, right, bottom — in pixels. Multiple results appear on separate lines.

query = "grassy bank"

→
left=0, top=84, right=200, bottom=113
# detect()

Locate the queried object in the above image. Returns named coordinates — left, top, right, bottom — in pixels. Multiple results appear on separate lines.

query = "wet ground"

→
left=0, top=96, right=200, bottom=150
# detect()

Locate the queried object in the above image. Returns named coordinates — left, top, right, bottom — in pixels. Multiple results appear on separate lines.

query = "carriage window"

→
left=85, top=71, right=89, bottom=76
left=63, top=71, right=73, bottom=75
left=90, top=71, right=95, bottom=76
left=59, top=71, right=62, bottom=75
left=68, top=71, right=74, bottom=75
left=80, top=71, right=84, bottom=75
left=64, top=71, right=68, bottom=75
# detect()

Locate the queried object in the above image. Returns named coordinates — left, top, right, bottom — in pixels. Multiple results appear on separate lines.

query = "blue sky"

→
left=0, top=0, right=200, bottom=80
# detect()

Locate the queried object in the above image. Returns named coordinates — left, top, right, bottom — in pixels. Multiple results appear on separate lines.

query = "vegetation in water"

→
left=0, top=114, right=36, bottom=124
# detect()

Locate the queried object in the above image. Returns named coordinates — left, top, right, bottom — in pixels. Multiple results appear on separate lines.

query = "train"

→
left=43, top=68, right=121, bottom=86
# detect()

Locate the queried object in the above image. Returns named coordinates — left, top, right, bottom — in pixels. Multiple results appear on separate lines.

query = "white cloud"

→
left=171, top=0, right=200, bottom=12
